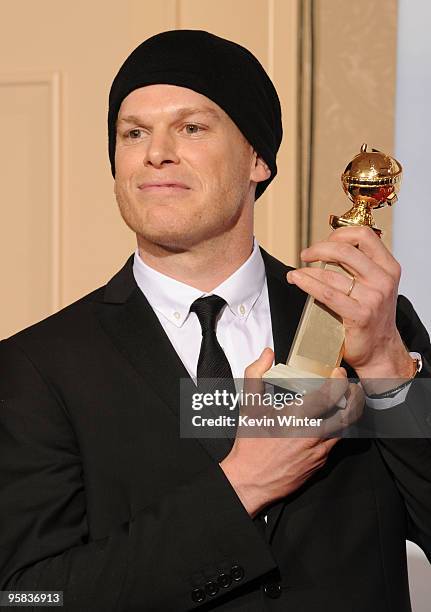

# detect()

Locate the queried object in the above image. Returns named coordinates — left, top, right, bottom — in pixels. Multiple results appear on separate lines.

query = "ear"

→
left=250, top=153, right=271, bottom=183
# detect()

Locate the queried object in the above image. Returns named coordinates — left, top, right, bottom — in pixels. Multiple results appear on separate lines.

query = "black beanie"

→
left=108, top=30, right=282, bottom=200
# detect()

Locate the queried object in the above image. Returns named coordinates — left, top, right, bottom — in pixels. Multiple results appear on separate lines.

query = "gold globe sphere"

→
left=330, top=144, right=403, bottom=236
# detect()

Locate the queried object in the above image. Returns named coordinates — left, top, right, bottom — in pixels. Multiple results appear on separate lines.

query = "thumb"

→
left=244, top=347, right=274, bottom=379
left=330, top=366, right=348, bottom=379
left=243, top=348, right=274, bottom=399
left=328, top=366, right=349, bottom=408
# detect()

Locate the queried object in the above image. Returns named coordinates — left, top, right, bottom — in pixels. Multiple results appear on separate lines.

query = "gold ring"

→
left=346, top=275, right=356, bottom=297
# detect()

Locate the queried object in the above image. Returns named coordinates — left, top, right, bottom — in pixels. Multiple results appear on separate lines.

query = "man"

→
left=0, top=30, right=430, bottom=611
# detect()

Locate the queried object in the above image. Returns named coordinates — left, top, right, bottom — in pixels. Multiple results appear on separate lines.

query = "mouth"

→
left=138, top=182, right=190, bottom=192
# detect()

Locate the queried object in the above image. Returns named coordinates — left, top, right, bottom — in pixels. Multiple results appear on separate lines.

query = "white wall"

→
left=394, top=0, right=431, bottom=335
left=393, top=2, right=431, bottom=607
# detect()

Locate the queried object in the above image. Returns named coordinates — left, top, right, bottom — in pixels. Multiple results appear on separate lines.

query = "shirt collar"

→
left=132, top=237, right=266, bottom=327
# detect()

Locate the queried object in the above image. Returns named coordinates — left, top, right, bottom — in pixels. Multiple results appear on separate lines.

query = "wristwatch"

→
left=410, top=351, right=423, bottom=375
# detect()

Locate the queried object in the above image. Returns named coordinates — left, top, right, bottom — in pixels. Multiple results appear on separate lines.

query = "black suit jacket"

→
left=1, top=247, right=431, bottom=611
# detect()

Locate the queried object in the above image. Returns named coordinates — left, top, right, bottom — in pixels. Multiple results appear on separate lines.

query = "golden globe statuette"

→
left=263, top=144, right=403, bottom=393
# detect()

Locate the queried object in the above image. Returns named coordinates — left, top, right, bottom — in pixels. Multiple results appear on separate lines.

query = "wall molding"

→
left=0, top=71, right=61, bottom=312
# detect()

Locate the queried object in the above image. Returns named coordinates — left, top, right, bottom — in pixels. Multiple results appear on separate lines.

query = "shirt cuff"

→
left=364, top=351, right=422, bottom=410
left=365, top=381, right=412, bottom=410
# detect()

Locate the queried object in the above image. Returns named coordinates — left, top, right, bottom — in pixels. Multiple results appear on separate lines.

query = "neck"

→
left=137, top=229, right=254, bottom=293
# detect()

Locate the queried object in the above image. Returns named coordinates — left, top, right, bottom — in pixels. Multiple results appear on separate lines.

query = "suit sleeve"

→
left=0, top=339, right=277, bottom=611
left=359, top=295, right=431, bottom=560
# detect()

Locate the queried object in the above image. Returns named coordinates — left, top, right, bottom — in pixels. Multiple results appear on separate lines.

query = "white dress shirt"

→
left=133, top=237, right=274, bottom=388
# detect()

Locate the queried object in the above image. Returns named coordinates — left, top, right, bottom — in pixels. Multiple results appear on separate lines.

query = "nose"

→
left=143, top=128, right=180, bottom=168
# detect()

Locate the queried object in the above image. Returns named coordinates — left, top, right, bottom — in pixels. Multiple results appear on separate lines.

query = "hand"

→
left=286, top=226, right=414, bottom=383
left=219, top=348, right=364, bottom=517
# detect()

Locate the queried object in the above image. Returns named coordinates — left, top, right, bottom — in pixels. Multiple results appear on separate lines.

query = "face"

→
left=114, top=84, right=269, bottom=251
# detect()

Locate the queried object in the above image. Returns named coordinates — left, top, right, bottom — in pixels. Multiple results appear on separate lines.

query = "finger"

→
left=287, top=269, right=360, bottom=321
left=299, top=240, right=395, bottom=285
left=243, top=347, right=274, bottom=397
left=281, top=436, right=341, bottom=455
left=294, top=266, right=365, bottom=302
left=321, top=436, right=341, bottom=452
left=340, top=382, right=365, bottom=424
left=318, top=382, right=365, bottom=437
left=295, top=367, right=350, bottom=420
left=293, top=378, right=363, bottom=437
left=244, top=347, right=274, bottom=378
left=330, top=366, right=348, bottom=381
left=296, top=436, right=341, bottom=464
left=327, top=226, right=400, bottom=278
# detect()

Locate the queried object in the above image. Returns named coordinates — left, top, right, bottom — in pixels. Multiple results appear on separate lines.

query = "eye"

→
left=183, top=124, right=204, bottom=135
left=126, top=128, right=144, bottom=140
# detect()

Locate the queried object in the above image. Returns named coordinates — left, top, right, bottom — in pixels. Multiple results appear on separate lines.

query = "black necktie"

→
left=190, top=296, right=266, bottom=531
left=190, top=295, right=238, bottom=436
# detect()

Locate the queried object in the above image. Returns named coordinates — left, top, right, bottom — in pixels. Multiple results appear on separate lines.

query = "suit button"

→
left=217, top=572, right=232, bottom=588
left=191, top=587, right=206, bottom=603
left=205, top=580, right=219, bottom=597
left=231, top=564, right=244, bottom=582
left=263, top=583, right=282, bottom=599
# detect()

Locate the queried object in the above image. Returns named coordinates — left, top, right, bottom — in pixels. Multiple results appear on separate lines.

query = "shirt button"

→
left=238, top=304, right=246, bottom=316
left=174, top=312, right=181, bottom=320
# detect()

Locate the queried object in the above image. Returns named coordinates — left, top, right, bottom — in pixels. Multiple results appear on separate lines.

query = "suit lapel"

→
left=94, top=256, right=233, bottom=463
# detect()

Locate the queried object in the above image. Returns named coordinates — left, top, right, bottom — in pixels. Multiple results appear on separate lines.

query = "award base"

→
left=262, top=364, right=347, bottom=409
left=262, top=362, right=325, bottom=395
